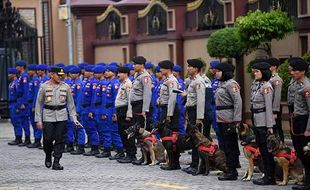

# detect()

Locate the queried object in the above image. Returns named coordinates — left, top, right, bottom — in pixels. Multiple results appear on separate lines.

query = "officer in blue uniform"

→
left=209, top=61, right=221, bottom=147
left=172, top=65, right=186, bottom=135
left=15, top=60, right=31, bottom=146
left=151, top=66, right=163, bottom=123
left=68, top=66, right=87, bottom=155
left=145, top=62, right=157, bottom=129
left=26, top=64, right=40, bottom=148
left=78, top=65, right=100, bottom=156
left=8, top=68, right=23, bottom=145
left=96, top=65, right=124, bottom=159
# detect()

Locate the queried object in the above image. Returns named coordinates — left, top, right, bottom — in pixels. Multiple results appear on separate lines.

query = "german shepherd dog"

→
left=267, top=135, right=304, bottom=186
left=151, top=122, right=192, bottom=170
left=237, top=123, right=264, bottom=181
left=188, top=124, right=227, bottom=176
left=124, top=123, right=167, bottom=166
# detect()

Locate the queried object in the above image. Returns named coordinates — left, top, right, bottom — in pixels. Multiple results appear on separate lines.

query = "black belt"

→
left=95, top=102, right=102, bottom=106
left=82, top=103, right=90, bottom=107
left=160, top=104, right=168, bottom=108
left=44, top=105, right=66, bottom=110
left=252, top=107, right=266, bottom=113
left=9, top=100, right=16, bottom=103
left=28, top=100, right=33, bottom=103
left=216, top=105, right=234, bottom=110
left=106, top=103, right=113, bottom=108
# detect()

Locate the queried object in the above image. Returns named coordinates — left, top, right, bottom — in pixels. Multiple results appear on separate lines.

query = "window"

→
left=224, top=2, right=233, bottom=23
left=167, top=9, right=175, bottom=31
left=122, top=47, right=128, bottom=63
left=121, top=16, right=128, bottom=35
left=42, top=1, right=52, bottom=64
left=168, top=44, right=174, bottom=63
left=300, top=35, right=308, bottom=55
left=298, top=0, right=308, bottom=16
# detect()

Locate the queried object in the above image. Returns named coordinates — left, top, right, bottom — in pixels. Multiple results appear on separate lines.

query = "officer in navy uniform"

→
left=35, top=67, right=79, bottom=170
left=8, top=68, right=23, bottom=145
left=214, top=62, right=242, bottom=181
left=288, top=58, right=310, bottom=190
left=145, top=62, right=157, bottom=130
left=15, top=60, right=31, bottom=146
left=250, top=62, right=276, bottom=185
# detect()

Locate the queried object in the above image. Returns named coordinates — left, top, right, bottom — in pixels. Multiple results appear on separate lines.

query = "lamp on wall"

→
left=58, top=4, right=68, bottom=20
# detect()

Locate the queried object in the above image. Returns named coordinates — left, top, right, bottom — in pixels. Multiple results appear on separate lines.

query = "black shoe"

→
left=292, top=184, right=310, bottom=190
left=8, top=137, right=22, bottom=145
left=218, top=172, right=238, bottom=181
left=71, top=145, right=85, bottom=155
left=117, top=155, right=137, bottom=163
left=27, top=141, right=42, bottom=148
left=18, top=137, right=31, bottom=147
left=160, top=165, right=181, bottom=170
left=109, top=153, right=125, bottom=160
left=64, top=143, right=75, bottom=153
left=253, top=177, right=276, bottom=185
left=83, top=145, right=100, bottom=156
left=38, top=146, right=44, bottom=150
left=132, top=157, right=144, bottom=165
left=45, top=155, right=52, bottom=168
left=182, top=166, right=197, bottom=174
left=95, top=151, right=111, bottom=158
left=85, top=142, right=91, bottom=148
left=52, top=161, right=64, bottom=170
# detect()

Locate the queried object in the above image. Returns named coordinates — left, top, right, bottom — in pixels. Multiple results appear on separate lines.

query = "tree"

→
left=235, top=9, right=294, bottom=56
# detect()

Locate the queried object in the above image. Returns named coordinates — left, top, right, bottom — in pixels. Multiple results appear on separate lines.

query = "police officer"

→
left=8, top=68, right=23, bottom=145
left=114, top=66, right=135, bottom=162
left=214, top=62, right=242, bottom=181
left=35, top=67, right=79, bottom=170
left=150, top=66, right=163, bottom=125
left=15, top=60, right=31, bottom=146
left=250, top=62, right=276, bottom=185
left=118, top=56, right=152, bottom=164
left=145, top=62, right=157, bottom=130
left=158, top=60, right=180, bottom=170
left=172, top=65, right=185, bottom=135
left=288, top=58, right=310, bottom=190
left=267, top=58, right=284, bottom=142
left=182, top=59, right=206, bottom=175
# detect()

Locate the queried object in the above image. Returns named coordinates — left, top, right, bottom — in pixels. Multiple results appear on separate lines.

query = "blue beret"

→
left=145, top=62, right=154, bottom=69
left=85, top=65, right=94, bottom=72
left=78, top=62, right=88, bottom=69
left=210, top=61, right=220, bottom=69
left=155, top=65, right=161, bottom=73
left=36, top=64, right=47, bottom=71
left=69, top=66, right=81, bottom=74
left=109, top=62, right=119, bottom=67
left=173, top=65, right=182, bottom=72
left=16, top=60, right=26, bottom=67
left=107, top=65, right=118, bottom=73
left=124, top=63, right=134, bottom=71
left=96, top=62, right=106, bottom=66
left=8, top=68, right=18, bottom=74
left=46, top=65, right=51, bottom=72
left=54, top=63, right=65, bottom=68
left=93, top=65, right=106, bottom=73
left=64, top=65, right=75, bottom=74
left=28, top=64, right=37, bottom=71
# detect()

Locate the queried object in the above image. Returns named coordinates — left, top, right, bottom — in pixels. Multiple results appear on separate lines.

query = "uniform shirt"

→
left=28, top=75, right=39, bottom=104
left=130, top=69, right=152, bottom=112
left=76, top=77, right=93, bottom=115
left=185, top=74, right=205, bottom=120
left=250, top=80, right=260, bottom=106
left=8, top=79, right=19, bottom=109
left=215, top=79, right=242, bottom=123
left=33, top=75, right=50, bottom=108
left=16, top=71, right=29, bottom=108
left=90, top=78, right=100, bottom=115
left=115, top=78, right=132, bottom=118
left=287, top=79, right=297, bottom=107
left=251, top=81, right=274, bottom=128
left=70, top=78, right=84, bottom=104
left=177, top=77, right=185, bottom=107
left=35, top=81, right=77, bottom=123
left=159, top=74, right=178, bottom=116
left=211, top=78, right=220, bottom=106
left=105, top=77, right=120, bottom=115
left=269, top=73, right=283, bottom=112
left=184, top=77, right=192, bottom=90
left=293, top=78, right=310, bottom=131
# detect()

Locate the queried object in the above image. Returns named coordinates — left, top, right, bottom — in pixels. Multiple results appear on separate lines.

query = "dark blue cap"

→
left=78, top=62, right=88, bottom=69
left=145, top=62, right=154, bottom=69
left=16, top=60, right=26, bottom=67
left=28, top=64, right=37, bottom=71
left=96, top=62, right=106, bottom=66
left=107, top=65, right=118, bottom=73
left=69, top=66, right=81, bottom=74
left=46, top=65, right=51, bottom=72
left=93, top=65, right=106, bottom=73
left=173, top=65, right=182, bottom=72
left=8, top=68, right=18, bottom=74
left=109, top=62, right=119, bottom=67
left=124, top=63, right=134, bottom=71
left=85, top=65, right=94, bottom=72
left=54, top=63, right=65, bottom=68
left=36, top=64, right=47, bottom=71
left=64, top=65, right=75, bottom=74
left=155, top=66, right=161, bottom=73
left=210, top=61, right=220, bottom=69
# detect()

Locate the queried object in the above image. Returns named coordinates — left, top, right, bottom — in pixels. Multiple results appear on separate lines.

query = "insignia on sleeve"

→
left=264, top=88, right=270, bottom=94
left=178, top=84, right=182, bottom=90
left=143, top=76, right=149, bottom=83
left=23, top=77, right=27, bottom=83
left=275, top=80, right=281, bottom=86
left=196, top=83, right=201, bottom=89
left=77, top=84, right=81, bottom=89
left=92, top=84, right=96, bottom=89
left=102, top=86, right=106, bottom=92
left=304, top=88, right=310, bottom=97
left=34, top=81, right=38, bottom=86
left=231, top=84, right=239, bottom=93
left=114, top=84, right=119, bottom=89
left=167, top=80, right=174, bottom=88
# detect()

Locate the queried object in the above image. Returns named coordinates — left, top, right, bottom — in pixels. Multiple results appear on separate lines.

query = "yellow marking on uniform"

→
left=144, top=182, right=188, bottom=189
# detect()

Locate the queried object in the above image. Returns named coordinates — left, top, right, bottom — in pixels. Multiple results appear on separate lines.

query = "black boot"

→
left=52, top=158, right=64, bottom=170
left=83, top=145, right=100, bottom=156
left=117, top=155, right=137, bottom=163
left=45, top=154, right=52, bottom=168
left=253, top=176, right=276, bottom=185
left=132, top=157, right=144, bottom=165
left=8, top=136, right=22, bottom=145
left=218, top=168, right=238, bottom=181
left=64, top=143, right=75, bottom=153
left=95, top=148, right=111, bottom=158
left=27, top=139, right=42, bottom=148
left=293, top=173, right=310, bottom=190
left=71, top=145, right=85, bottom=155
left=182, top=166, right=197, bottom=174
left=109, top=148, right=125, bottom=160
left=18, top=136, right=31, bottom=147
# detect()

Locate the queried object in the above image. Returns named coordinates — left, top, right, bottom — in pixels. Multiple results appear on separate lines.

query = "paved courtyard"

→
left=0, top=120, right=294, bottom=190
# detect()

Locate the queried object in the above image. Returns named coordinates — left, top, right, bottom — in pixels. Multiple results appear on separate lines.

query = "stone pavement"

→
left=0, top=120, right=294, bottom=190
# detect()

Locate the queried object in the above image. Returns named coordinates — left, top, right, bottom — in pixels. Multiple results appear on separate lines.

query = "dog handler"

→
left=35, top=66, right=79, bottom=170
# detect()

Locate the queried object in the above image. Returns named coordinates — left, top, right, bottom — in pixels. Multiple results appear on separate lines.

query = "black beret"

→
left=249, top=59, right=266, bottom=67
left=50, top=66, right=65, bottom=75
left=158, top=60, right=174, bottom=70
left=252, top=62, right=271, bottom=70
left=131, top=56, right=146, bottom=65
left=118, top=66, right=130, bottom=74
left=187, top=59, right=204, bottom=68
left=288, top=57, right=309, bottom=71
left=214, top=63, right=235, bottom=72
left=266, top=58, right=280, bottom=67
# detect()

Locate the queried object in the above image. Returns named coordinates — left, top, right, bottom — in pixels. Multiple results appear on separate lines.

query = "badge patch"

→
left=77, top=84, right=81, bottom=89
left=114, top=84, right=119, bottom=89
left=231, top=84, right=239, bottom=93
left=275, top=80, right=280, bottom=86
left=196, top=83, right=201, bottom=89
left=102, top=86, right=106, bottom=92
left=178, top=84, right=182, bottom=90
left=304, top=88, right=310, bottom=97
left=143, top=76, right=149, bottom=83
left=264, top=88, right=270, bottom=94
left=92, top=84, right=96, bottom=89
left=34, top=81, right=38, bottom=86
left=47, top=96, right=52, bottom=101
left=23, top=77, right=27, bottom=83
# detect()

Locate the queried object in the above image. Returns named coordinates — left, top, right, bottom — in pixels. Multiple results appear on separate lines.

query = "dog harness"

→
left=198, top=142, right=217, bottom=156
left=161, top=132, right=178, bottom=151
left=143, top=135, right=157, bottom=144
left=244, top=145, right=261, bottom=158
left=275, top=150, right=297, bottom=165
